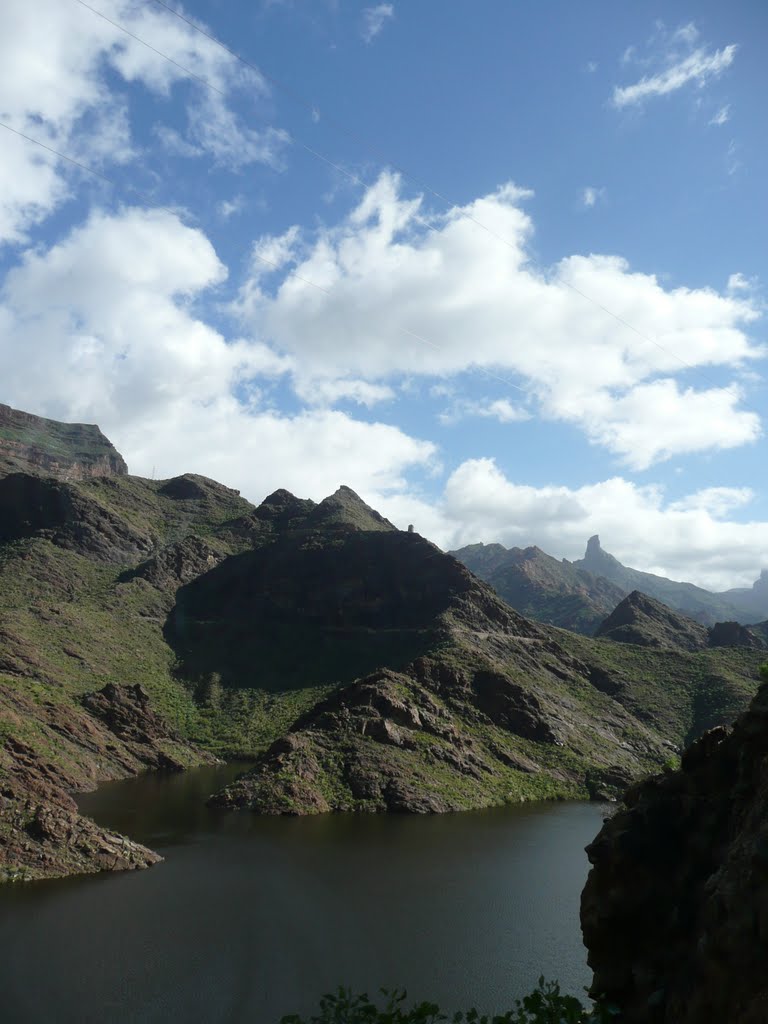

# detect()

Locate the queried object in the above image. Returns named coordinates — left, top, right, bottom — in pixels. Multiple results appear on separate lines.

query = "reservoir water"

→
left=0, top=764, right=606, bottom=1023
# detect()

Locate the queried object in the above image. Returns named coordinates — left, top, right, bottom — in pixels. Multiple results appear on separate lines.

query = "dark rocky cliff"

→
left=0, top=403, right=128, bottom=480
left=581, top=671, right=768, bottom=1023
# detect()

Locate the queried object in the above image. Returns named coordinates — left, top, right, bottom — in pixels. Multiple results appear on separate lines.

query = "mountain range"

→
left=453, top=536, right=768, bottom=633
left=0, top=403, right=765, bottom=881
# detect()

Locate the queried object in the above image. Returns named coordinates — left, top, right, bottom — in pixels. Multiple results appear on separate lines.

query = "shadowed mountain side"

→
left=452, top=542, right=626, bottom=634
left=166, top=530, right=472, bottom=692
left=581, top=676, right=768, bottom=1023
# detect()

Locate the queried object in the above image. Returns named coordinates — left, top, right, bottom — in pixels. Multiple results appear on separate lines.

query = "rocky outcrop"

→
left=0, top=403, right=128, bottom=481
left=0, top=682, right=214, bottom=882
left=581, top=676, right=768, bottom=1023
left=709, top=620, right=766, bottom=650
left=129, top=537, right=224, bottom=590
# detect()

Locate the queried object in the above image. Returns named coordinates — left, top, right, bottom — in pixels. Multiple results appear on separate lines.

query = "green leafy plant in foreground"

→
left=280, top=978, right=620, bottom=1024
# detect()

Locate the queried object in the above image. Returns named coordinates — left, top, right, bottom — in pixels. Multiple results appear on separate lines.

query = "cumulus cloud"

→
left=361, top=4, right=394, bottom=43
left=612, top=22, right=737, bottom=109
left=0, top=0, right=285, bottom=242
left=237, top=171, right=763, bottom=469
left=0, top=207, right=435, bottom=501
left=370, top=458, right=768, bottom=591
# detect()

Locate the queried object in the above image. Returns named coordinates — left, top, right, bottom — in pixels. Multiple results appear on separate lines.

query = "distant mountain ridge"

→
left=451, top=542, right=625, bottom=635
left=453, top=535, right=768, bottom=632
left=575, top=535, right=768, bottom=625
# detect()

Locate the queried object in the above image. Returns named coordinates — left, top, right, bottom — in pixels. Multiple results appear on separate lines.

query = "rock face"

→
left=709, top=620, right=766, bottom=650
left=452, top=542, right=626, bottom=635
left=0, top=403, right=128, bottom=480
left=581, top=677, right=768, bottom=1024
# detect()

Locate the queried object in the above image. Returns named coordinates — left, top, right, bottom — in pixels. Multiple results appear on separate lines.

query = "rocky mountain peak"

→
left=307, top=484, right=396, bottom=532
left=596, top=590, right=710, bottom=652
left=586, top=534, right=601, bottom=554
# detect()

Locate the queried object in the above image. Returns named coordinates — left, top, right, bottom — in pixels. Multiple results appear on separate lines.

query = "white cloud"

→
left=727, top=273, right=756, bottom=294
left=439, top=397, right=530, bottom=426
left=0, top=206, right=435, bottom=503
left=217, top=195, right=246, bottom=220
left=613, top=44, right=736, bottom=108
left=576, top=379, right=760, bottom=470
left=709, top=104, right=730, bottom=126
left=612, top=21, right=736, bottom=110
left=361, top=4, right=394, bottom=43
left=581, top=186, right=605, bottom=208
left=373, top=458, right=768, bottom=591
left=237, top=172, right=763, bottom=468
left=0, top=0, right=286, bottom=242
left=584, top=61, right=598, bottom=74
left=295, top=378, right=396, bottom=407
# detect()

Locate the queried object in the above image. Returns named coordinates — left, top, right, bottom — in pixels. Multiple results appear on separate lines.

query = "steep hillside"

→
left=452, top=542, right=626, bottom=634
left=0, top=402, right=127, bottom=480
left=582, top=673, right=768, bottom=1023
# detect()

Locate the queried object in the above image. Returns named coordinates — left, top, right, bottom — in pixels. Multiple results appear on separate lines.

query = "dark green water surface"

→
left=0, top=763, right=606, bottom=1023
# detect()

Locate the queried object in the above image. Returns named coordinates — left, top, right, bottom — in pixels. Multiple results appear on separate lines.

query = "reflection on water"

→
left=0, top=764, right=604, bottom=1024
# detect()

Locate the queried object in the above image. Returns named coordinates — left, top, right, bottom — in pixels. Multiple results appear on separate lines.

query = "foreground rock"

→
left=581, top=675, right=768, bottom=1023
left=0, top=682, right=214, bottom=882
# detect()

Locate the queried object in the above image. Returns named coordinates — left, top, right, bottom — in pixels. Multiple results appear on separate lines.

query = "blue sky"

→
left=0, top=0, right=766, bottom=588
